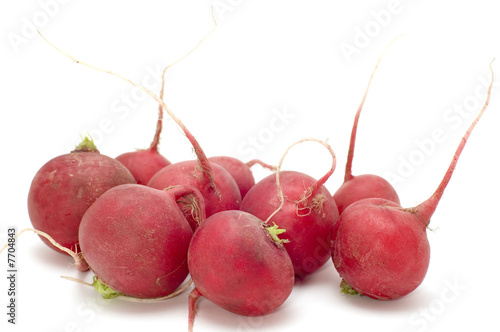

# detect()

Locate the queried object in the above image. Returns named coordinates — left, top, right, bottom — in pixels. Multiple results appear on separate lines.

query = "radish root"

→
left=344, top=34, right=403, bottom=182
left=151, top=6, right=218, bottom=152
left=188, top=288, right=203, bottom=332
left=265, top=138, right=336, bottom=223
left=0, top=228, right=89, bottom=272
left=311, top=193, right=328, bottom=217
left=411, top=58, right=495, bottom=224
left=246, top=159, right=278, bottom=172
left=178, top=194, right=204, bottom=227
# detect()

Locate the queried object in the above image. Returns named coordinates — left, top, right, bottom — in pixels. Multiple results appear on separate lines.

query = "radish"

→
left=332, top=60, right=495, bottom=300
left=208, top=156, right=276, bottom=199
left=115, top=99, right=171, bottom=184
left=149, top=160, right=241, bottom=221
left=79, top=183, right=206, bottom=299
left=115, top=149, right=170, bottom=185
left=144, top=79, right=242, bottom=220
left=333, top=40, right=400, bottom=215
left=187, top=210, right=294, bottom=331
left=38, top=30, right=241, bottom=224
left=145, top=65, right=242, bottom=219
left=241, top=138, right=339, bottom=278
left=141, top=75, right=242, bottom=220
left=27, top=136, right=136, bottom=257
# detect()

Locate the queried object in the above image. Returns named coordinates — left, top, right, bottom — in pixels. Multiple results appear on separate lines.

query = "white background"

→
left=1, top=1, right=500, bottom=331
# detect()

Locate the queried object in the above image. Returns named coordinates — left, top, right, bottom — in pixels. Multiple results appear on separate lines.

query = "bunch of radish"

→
left=331, top=49, right=495, bottom=300
left=1, top=26, right=495, bottom=332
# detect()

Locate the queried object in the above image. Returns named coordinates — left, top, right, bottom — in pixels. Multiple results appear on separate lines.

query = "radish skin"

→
left=208, top=156, right=276, bottom=199
left=241, top=138, right=339, bottom=278
left=116, top=149, right=171, bottom=185
left=187, top=210, right=294, bottom=331
left=27, top=137, right=136, bottom=254
left=79, top=184, right=205, bottom=299
left=148, top=160, right=241, bottom=222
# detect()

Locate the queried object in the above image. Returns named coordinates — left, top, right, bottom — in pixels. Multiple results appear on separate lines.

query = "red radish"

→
left=114, top=103, right=171, bottom=184
left=143, top=90, right=242, bottom=220
left=144, top=94, right=242, bottom=220
left=79, top=183, right=206, bottom=299
left=241, top=138, right=339, bottom=278
left=37, top=30, right=241, bottom=223
left=208, top=156, right=254, bottom=199
left=332, top=61, right=495, bottom=300
left=334, top=174, right=399, bottom=215
left=149, top=160, right=241, bottom=220
left=146, top=63, right=242, bottom=219
left=27, top=136, right=136, bottom=256
left=208, top=156, right=276, bottom=199
left=187, top=210, right=294, bottom=331
left=333, top=40, right=401, bottom=215
left=115, top=149, right=170, bottom=185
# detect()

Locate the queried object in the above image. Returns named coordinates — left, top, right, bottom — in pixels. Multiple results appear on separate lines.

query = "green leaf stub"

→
left=92, top=276, right=122, bottom=299
left=265, top=222, right=290, bottom=247
left=340, top=279, right=360, bottom=296
left=73, top=135, right=99, bottom=153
